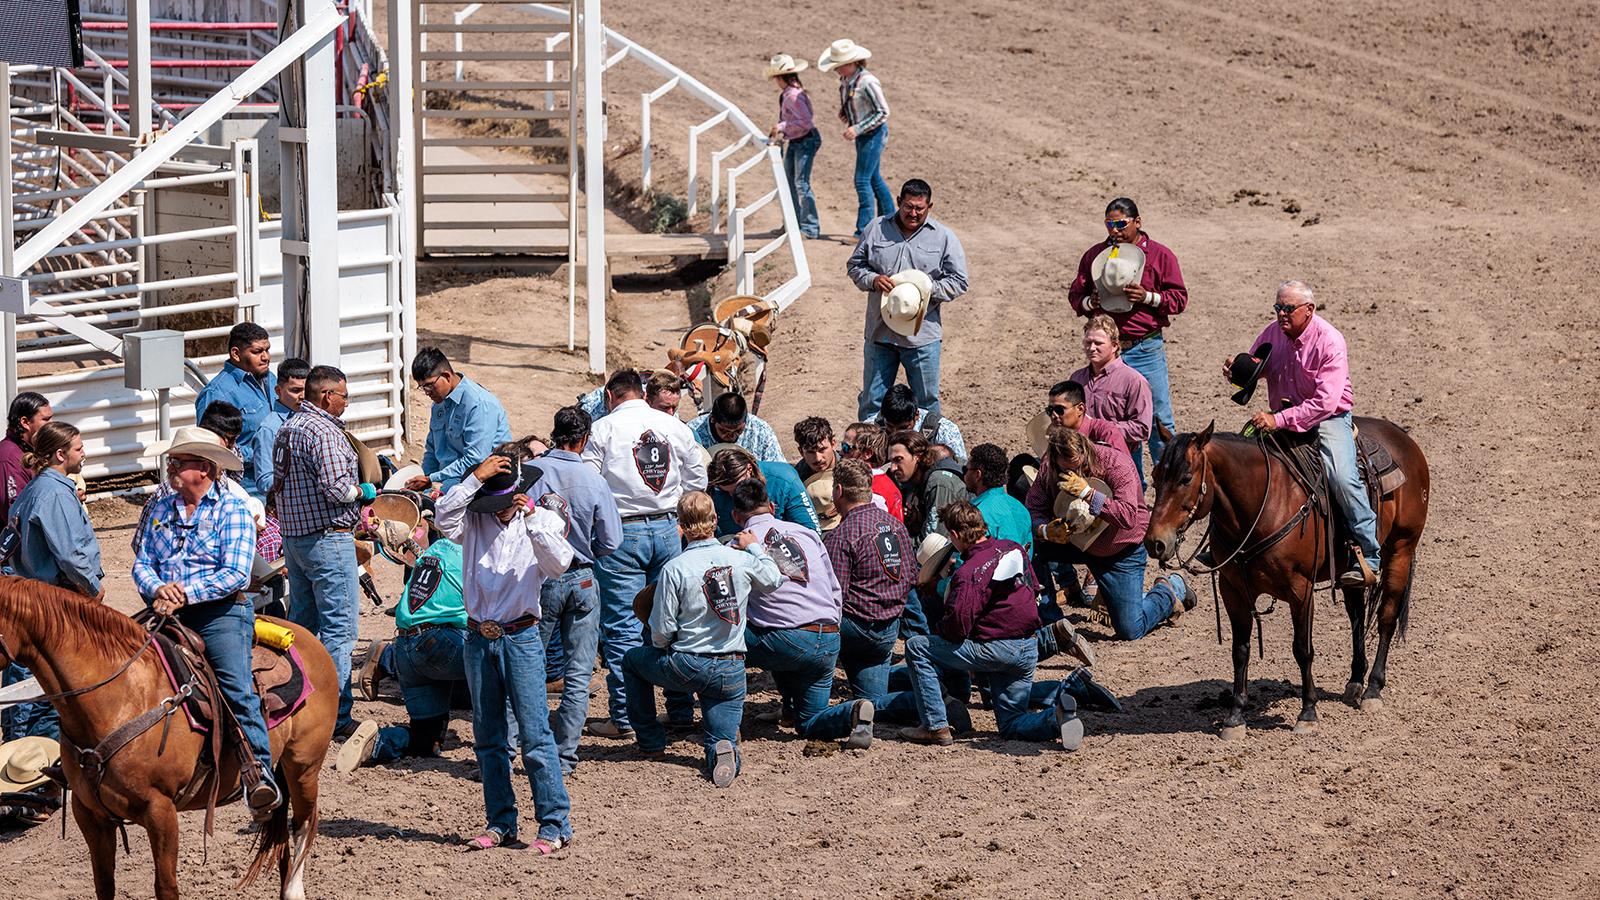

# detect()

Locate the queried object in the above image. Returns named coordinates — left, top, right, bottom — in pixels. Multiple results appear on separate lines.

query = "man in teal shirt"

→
left=195, top=322, right=276, bottom=492
left=338, top=537, right=468, bottom=769
left=705, top=447, right=818, bottom=536
left=964, top=444, right=1034, bottom=554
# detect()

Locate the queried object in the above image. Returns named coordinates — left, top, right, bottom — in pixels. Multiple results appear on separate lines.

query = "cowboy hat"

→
left=250, top=553, right=287, bottom=584
left=632, top=582, right=657, bottom=624
left=1025, top=411, right=1051, bottom=459
left=803, top=470, right=841, bottom=531
left=1228, top=343, right=1274, bottom=406
left=880, top=270, right=934, bottom=337
left=344, top=431, right=384, bottom=485
left=1053, top=476, right=1113, bottom=550
left=467, top=457, right=541, bottom=514
left=762, top=54, right=809, bottom=79
left=384, top=464, right=425, bottom=491
left=818, top=39, right=870, bottom=72
left=145, top=424, right=243, bottom=472
left=916, top=532, right=957, bottom=587
left=1091, top=242, right=1146, bottom=313
left=0, top=736, right=60, bottom=791
left=361, top=493, right=430, bottom=566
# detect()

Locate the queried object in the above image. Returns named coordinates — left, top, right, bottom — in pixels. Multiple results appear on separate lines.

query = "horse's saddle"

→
left=148, top=616, right=313, bottom=736
left=1265, top=424, right=1409, bottom=520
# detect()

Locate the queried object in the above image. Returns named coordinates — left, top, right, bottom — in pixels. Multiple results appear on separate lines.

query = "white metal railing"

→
left=450, top=2, right=810, bottom=311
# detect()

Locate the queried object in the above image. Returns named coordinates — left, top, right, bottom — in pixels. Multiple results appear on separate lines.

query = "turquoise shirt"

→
left=710, top=460, right=818, bottom=536
left=395, top=539, right=467, bottom=629
left=974, top=487, right=1034, bottom=560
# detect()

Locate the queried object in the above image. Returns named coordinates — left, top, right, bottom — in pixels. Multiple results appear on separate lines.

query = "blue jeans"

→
left=177, top=595, right=274, bottom=775
left=744, top=625, right=856, bottom=740
left=285, top=530, right=360, bottom=731
left=622, top=647, right=745, bottom=775
left=463, top=625, right=572, bottom=843
left=593, top=516, right=682, bottom=730
left=372, top=625, right=467, bottom=763
left=859, top=339, right=942, bottom=422
left=852, top=126, right=894, bottom=237
left=1318, top=411, right=1381, bottom=567
left=1121, top=333, right=1174, bottom=492
left=1041, top=541, right=1177, bottom=641
left=2, top=663, right=58, bottom=741
left=544, top=620, right=566, bottom=684
left=783, top=130, right=821, bottom=238
left=539, top=566, right=602, bottom=774
left=837, top=614, right=899, bottom=707
left=904, top=633, right=1057, bottom=741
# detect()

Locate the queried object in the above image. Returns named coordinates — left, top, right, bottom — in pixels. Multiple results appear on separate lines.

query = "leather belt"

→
left=622, top=511, right=676, bottom=523
left=796, top=622, right=840, bottom=633
left=1119, top=329, right=1161, bottom=353
left=397, top=621, right=459, bottom=638
left=690, top=651, right=745, bottom=660
left=325, top=525, right=354, bottom=533
left=565, top=560, right=593, bottom=573
left=465, top=614, right=539, bottom=639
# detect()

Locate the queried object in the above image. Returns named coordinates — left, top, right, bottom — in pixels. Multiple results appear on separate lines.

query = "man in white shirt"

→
left=580, top=369, right=708, bottom=738
left=436, top=453, right=574, bottom=854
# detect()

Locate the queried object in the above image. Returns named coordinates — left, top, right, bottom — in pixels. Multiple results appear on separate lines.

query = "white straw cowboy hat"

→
left=145, top=424, right=243, bottom=472
left=0, top=736, right=60, bottom=791
left=1091, top=242, right=1146, bottom=314
left=383, top=464, right=425, bottom=491
left=1053, top=476, right=1113, bottom=550
left=1024, top=411, right=1050, bottom=459
left=762, top=54, right=809, bottom=79
left=916, top=532, right=957, bottom=587
left=880, top=269, right=935, bottom=337
left=803, top=470, right=841, bottom=531
left=818, top=39, right=871, bottom=72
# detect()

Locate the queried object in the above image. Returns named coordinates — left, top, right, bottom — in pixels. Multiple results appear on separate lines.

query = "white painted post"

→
left=640, top=92, right=651, bottom=194
left=282, top=0, right=343, bottom=365
left=391, top=0, right=417, bottom=442
left=1, top=63, right=16, bottom=402
left=582, top=0, right=606, bottom=373
left=126, top=0, right=152, bottom=138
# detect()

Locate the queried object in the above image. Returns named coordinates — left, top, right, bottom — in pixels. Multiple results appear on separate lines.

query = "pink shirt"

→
left=1070, top=358, right=1152, bottom=452
left=776, top=84, right=814, bottom=140
left=1251, top=313, right=1354, bottom=433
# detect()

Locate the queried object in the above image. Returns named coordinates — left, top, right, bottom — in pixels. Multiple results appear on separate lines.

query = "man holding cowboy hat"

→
left=435, top=452, right=574, bottom=853
left=0, top=736, right=60, bottom=827
left=133, top=425, right=282, bottom=821
left=1066, top=197, right=1188, bottom=487
left=847, top=177, right=969, bottom=423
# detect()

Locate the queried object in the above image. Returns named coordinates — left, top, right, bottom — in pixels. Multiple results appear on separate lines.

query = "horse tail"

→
left=238, top=766, right=290, bottom=890
left=1364, top=551, right=1417, bottom=641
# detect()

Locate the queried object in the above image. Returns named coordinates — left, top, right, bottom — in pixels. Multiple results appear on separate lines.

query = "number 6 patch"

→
left=873, top=523, right=905, bottom=580
left=702, top=566, right=740, bottom=624
left=633, top=429, right=671, bottom=492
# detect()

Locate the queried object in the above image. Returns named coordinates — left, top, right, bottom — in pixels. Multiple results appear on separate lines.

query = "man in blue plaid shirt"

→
left=272, top=365, right=377, bottom=736
left=133, top=425, right=281, bottom=821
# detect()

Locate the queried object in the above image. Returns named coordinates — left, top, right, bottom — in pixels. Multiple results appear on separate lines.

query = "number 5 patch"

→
left=763, top=530, right=809, bottom=583
left=702, top=566, right=740, bottom=624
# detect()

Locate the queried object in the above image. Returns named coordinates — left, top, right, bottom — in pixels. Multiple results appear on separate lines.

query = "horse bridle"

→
left=1167, top=440, right=1275, bottom=576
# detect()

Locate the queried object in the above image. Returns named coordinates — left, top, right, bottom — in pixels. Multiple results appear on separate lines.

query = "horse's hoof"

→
left=1342, top=681, right=1364, bottom=704
left=1292, top=719, right=1319, bottom=735
left=1218, top=724, right=1247, bottom=742
left=1359, top=697, right=1384, bottom=713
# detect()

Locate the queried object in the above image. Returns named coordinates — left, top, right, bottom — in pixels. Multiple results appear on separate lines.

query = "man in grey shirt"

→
left=846, top=177, right=968, bottom=422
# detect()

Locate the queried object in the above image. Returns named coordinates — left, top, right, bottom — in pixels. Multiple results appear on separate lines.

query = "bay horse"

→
left=1144, top=419, right=1429, bottom=740
left=0, top=576, right=337, bottom=899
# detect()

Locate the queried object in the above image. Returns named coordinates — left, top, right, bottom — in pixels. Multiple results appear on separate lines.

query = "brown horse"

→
left=1144, top=419, right=1430, bottom=740
left=0, top=576, right=337, bottom=899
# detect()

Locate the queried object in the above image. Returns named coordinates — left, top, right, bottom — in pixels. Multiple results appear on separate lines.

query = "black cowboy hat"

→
left=1227, top=343, right=1273, bottom=406
left=467, top=457, right=543, bottom=513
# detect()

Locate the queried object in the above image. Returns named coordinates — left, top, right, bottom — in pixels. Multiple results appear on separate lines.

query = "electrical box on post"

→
left=123, top=330, right=186, bottom=391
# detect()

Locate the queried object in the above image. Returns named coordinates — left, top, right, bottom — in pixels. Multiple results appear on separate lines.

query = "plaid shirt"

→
left=822, top=502, right=919, bottom=622
left=273, top=403, right=359, bottom=536
left=132, top=482, right=255, bottom=603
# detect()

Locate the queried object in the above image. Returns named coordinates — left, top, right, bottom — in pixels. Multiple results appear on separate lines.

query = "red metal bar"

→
left=87, top=60, right=256, bottom=68
left=83, top=22, right=277, bottom=30
left=109, top=103, right=281, bottom=110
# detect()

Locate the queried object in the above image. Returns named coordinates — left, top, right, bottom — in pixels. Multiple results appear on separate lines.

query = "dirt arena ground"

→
left=5, top=0, right=1600, bottom=897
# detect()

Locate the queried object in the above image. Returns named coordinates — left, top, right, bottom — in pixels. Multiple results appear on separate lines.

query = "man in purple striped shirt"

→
left=1069, top=315, right=1153, bottom=489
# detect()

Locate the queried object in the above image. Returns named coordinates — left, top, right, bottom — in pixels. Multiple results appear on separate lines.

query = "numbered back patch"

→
left=874, top=523, right=906, bottom=580
left=763, top=530, right=809, bottom=583
left=633, top=429, right=671, bottom=492
left=536, top=492, right=572, bottom=536
left=407, top=556, right=444, bottom=614
left=702, top=566, right=740, bottom=624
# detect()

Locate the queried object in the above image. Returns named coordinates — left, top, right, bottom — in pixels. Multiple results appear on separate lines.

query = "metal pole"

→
left=582, top=0, right=606, bottom=373
left=156, top=387, right=170, bottom=440
left=390, top=0, right=418, bottom=445
left=127, top=0, right=153, bottom=138
left=1, top=63, right=16, bottom=402
left=282, top=0, right=343, bottom=366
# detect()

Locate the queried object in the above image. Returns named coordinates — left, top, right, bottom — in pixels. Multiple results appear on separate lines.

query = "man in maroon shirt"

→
left=1067, top=197, right=1186, bottom=487
left=0, top=393, right=51, bottom=526
left=897, top=501, right=1083, bottom=750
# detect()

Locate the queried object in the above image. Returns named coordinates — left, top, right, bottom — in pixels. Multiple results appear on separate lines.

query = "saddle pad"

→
left=253, top=642, right=314, bottom=729
left=1356, top=434, right=1398, bottom=476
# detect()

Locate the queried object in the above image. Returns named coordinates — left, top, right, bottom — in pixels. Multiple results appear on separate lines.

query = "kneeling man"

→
left=898, top=501, right=1083, bottom=751
left=623, top=491, right=780, bottom=787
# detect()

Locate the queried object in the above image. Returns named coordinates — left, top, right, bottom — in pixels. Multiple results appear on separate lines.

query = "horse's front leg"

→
left=141, top=796, right=183, bottom=900
left=1219, top=576, right=1253, bottom=741
left=72, top=793, right=119, bottom=900
left=1341, top=584, right=1369, bottom=704
left=1290, top=580, right=1320, bottom=733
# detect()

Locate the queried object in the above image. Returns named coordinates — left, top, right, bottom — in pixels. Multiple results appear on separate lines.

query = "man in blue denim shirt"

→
left=527, top=405, right=623, bottom=775
left=195, top=322, right=276, bottom=492
left=730, top=479, right=874, bottom=749
left=404, top=348, right=512, bottom=492
left=847, top=178, right=968, bottom=422
left=250, top=357, right=308, bottom=500
left=623, top=491, right=780, bottom=787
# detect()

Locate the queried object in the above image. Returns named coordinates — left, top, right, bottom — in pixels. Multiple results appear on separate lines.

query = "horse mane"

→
left=0, top=575, right=147, bottom=662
